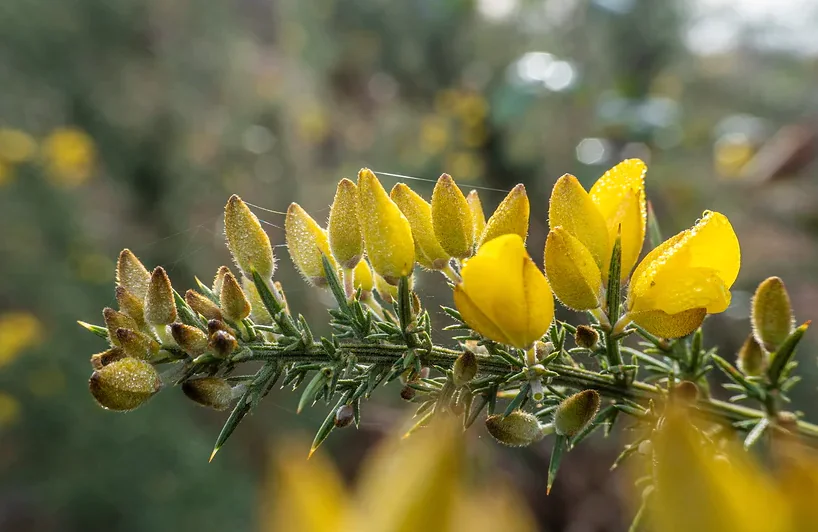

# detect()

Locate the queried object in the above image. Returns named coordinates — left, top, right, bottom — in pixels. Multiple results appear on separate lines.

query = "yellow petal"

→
left=480, top=184, right=529, bottom=246
left=431, top=174, right=474, bottom=259
left=353, top=259, right=375, bottom=293
left=544, top=228, right=603, bottom=310
left=390, top=183, right=450, bottom=270
left=629, top=308, right=706, bottom=339
left=357, top=169, right=416, bottom=284
left=285, top=203, right=338, bottom=286
left=327, top=178, right=363, bottom=269
left=466, top=190, right=487, bottom=241
left=548, top=175, right=610, bottom=273
left=224, top=194, right=276, bottom=279
left=455, top=234, right=553, bottom=349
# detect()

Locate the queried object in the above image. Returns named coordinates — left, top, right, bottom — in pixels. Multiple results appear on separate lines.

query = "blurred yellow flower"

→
left=0, top=392, right=21, bottom=428
left=419, top=115, right=450, bottom=155
left=454, top=234, right=554, bottom=349
left=0, top=128, right=37, bottom=163
left=625, top=210, right=740, bottom=338
left=0, top=312, right=42, bottom=369
left=42, top=127, right=96, bottom=187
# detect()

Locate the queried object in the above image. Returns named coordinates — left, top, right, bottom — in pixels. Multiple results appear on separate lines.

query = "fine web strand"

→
left=373, top=170, right=511, bottom=193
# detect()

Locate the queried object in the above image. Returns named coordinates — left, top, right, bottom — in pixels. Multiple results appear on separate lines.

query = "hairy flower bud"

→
left=103, top=307, right=138, bottom=347
left=144, top=267, right=177, bottom=326
left=485, top=411, right=544, bottom=447
left=116, top=249, right=151, bottom=300
left=185, top=289, right=223, bottom=321
left=431, top=174, right=474, bottom=259
left=480, top=184, right=529, bottom=246
left=212, top=266, right=231, bottom=298
left=90, top=347, right=126, bottom=370
left=466, top=190, right=486, bottom=242
left=170, top=323, right=209, bottom=356
left=115, top=328, right=159, bottom=359
left=554, top=390, right=600, bottom=437
left=242, top=277, right=273, bottom=325
left=219, top=271, right=251, bottom=322
left=207, top=319, right=236, bottom=337
left=737, top=334, right=766, bottom=377
left=400, top=385, right=416, bottom=401
left=452, top=350, right=478, bottom=387
left=115, top=286, right=146, bottom=331
left=327, top=178, right=363, bottom=269
left=182, top=377, right=233, bottom=410
left=574, top=325, right=599, bottom=350
left=751, top=276, right=795, bottom=353
left=89, top=358, right=161, bottom=411
left=334, top=404, right=355, bottom=428
left=534, top=340, right=554, bottom=363
left=286, top=202, right=338, bottom=286
left=224, top=194, right=275, bottom=279
left=390, top=183, right=450, bottom=270
left=209, top=330, right=238, bottom=358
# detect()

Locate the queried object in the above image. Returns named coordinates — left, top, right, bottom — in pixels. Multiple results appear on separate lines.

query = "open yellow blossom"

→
left=545, top=159, right=646, bottom=309
left=625, top=210, right=740, bottom=338
left=454, top=234, right=553, bottom=349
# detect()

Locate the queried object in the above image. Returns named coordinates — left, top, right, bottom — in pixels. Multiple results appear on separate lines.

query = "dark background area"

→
left=1, top=0, right=817, bottom=530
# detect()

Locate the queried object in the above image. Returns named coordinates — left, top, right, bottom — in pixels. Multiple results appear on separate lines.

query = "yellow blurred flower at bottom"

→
left=454, top=234, right=554, bottom=349
left=42, top=127, right=96, bottom=187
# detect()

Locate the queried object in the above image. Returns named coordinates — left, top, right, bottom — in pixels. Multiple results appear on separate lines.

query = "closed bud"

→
left=274, top=281, right=290, bottom=314
left=144, top=267, right=177, bottom=326
left=554, top=389, right=600, bottom=437
left=480, top=184, right=529, bottom=246
left=115, top=328, right=159, bottom=359
left=103, top=307, right=138, bottom=347
left=212, top=266, right=231, bottom=297
left=209, top=330, right=238, bottom=358
left=453, top=350, right=478, bottom=387
left=285, top=202, right=339, bottom=286
left=116, top=249, right=151, bottom=300
left=185, top=289, right=223, bottom=321
left=357, top=168, right=415, bottom=284
left=466, top=190, right=486, bottom=242
left=90, top=347, right=126, bottom=370
left=353, top=259, right=375, bottom=293
left=115, top=286, right=146, bottom=330
left=574, top=325, right=599, bottom=349
left=219, top=271, right=251, bottom=322
left=207, top=319, right=236, bottom=337
left=182, top=377, right=233, bottom=410
left=89, top=358, right=161, bottom=411
left=170, top=323, right=209, bottom=356
left=544, top=227, right=603, bottom=311
left=485, top=411, right=544, bottom=447
left=752, top=276, right=795, bottom=352
left=673, top=381, right=699, bottom=404
left=432, top=174, right=474, bottom=259
left=534, top=341, right=554, bottom=363
left=334, top=404, right=355, bottom=428
left=224, top=194, right=275, bottom=279
left=737, top=334, right=766, bottom=377
left=400, top=385, right=416, bottom=401
left=390, top=183, right=450, bottom=270
left=242, top=277, right=273, bottom=325
left=374, top=273, right=398, bottom=304
left=327, top=178, right=363, bottom=269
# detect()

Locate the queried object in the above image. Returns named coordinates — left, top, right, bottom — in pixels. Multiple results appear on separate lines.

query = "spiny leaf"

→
left=547, top=434, right=567, bottom=495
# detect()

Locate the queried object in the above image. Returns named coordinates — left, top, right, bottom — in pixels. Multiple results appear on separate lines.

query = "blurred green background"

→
left=1, top=0, right=817, bottom=530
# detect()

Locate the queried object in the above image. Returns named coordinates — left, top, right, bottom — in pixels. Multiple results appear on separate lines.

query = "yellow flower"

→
left=353, top=259, right=375, bottom=293
left=285, top=203, right=339, bottom=286
left=544, top=159, right=647, bottom=309
left=0, top=312, right=42, bottom=369
left=454, top=234, right=554, bottom=349
left=390, top=183, right=450, bottom=270
left=432, top=174, right=474, bottom=259
left=480, top=184, right=529, bottom=247
left=0, top=128, right=36, bottom=163
left=42, top=127, right=96, bottom=187
left=466, top=190, right=486, bottom=239
left=625, top=210, right=740, bottom=338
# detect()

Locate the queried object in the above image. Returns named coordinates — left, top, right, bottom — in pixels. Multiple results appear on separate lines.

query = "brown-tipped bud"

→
left=219, top=272, right=251, bottom=322
left=334, top=404, right=355, bottom=428
left=242, top=277, right=273, bottom=326
left=534, top=340, right=554, bottom=363
left=480, top=184, right=529, bottom=246
left=88, top=358, right=161, bottom=411
left=115, top=328, right=159, bottom=359
left=737, top=334, right=766, bottom=377
left=103, top=308, right=138, bottom=346
left=224, top=194, right=275, bottom=279
left=185, top=290, right=222, bottom=321
left=170, top=323, right=208, bottom=356
left=144, top=267, right=177, bottom=326
left=453, top=350, right=478, bottom=387
left=432, top=173, right=474, bottom=259
left=207, top=319, right=236, bottom=337
left=485, top=411, right=544, bottom=447
left=466, top=190, right=486, bottom=241
left=116, top=249, right=151, bottom=300
left=554, top=390, right=600, bottom=436
left=115, top=286, right=146, bottom=330
left=181, top=377, right=233, bottom=410
left=328, top=178, right=364, bottom=269
left=285, top=202, right=339, bottom=286
left=673, top=381, right=699, bottom=404
left=400, top=385, right=416, bottom=401
left=752, top=276, right=795, bottom=352
left=209, top=330, right=238, bottom=358
left=574, top=325, right=599, bottom=350
left=274, top=281, right=290, bottom=314
left=212, top=266, right=232, bottom=297
left=90, top=347, right=126, bottom=370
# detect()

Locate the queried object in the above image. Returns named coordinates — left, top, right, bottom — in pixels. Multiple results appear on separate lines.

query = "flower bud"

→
left=88, top=358, right=161, bottom=411
left=485, top=411, right=544, bottom=447
left=116, top=249, right=151, bottom=300
left=353, top=259, right=375, bottom=293
left=103, top=307, right=138, bottom=347
left=374, top=272, right=398, bottom=304
left=737, top=334, right=766, bottom=377
left=219, top=271, right=251, bottom=322
left=390, top=183, right=450, bottom=270
left=209, top=330, right=238, bottom=358
left=182, top=377, right=233, bottom=410
left=357, top=168, right=415, bottom=284
left=285, top=202, right=338, bottom=286
left=274, top=281, right=291, bottom=314
left=242, top=277, right=273, bottom=325
left=224, top=194, right=275, bottom=279
left=431, top=174, right=474, bottom=259
left=90, top=347, right=126, bottom=370
left=534, top=341, right=554, bottom=363
left=544, top=227, right=603, bottom=310
left=479, top=184, right=529, bottom=246
left=574, top=325, right=599, bottom=350
left=334, top=404, right=355, bottom=428
left=144, top=267, right=177, bottom=326
left=452, top=350, right=478, bottom=387
left=212, top=266, right=231, bottom=297
left=466, top=190, right=486, bottom=242
left=170, top=323, right=209, bottom=356
left=400, top=385, right=416, bottom=401
left=185, top=290, right=223, bottom=321
left=554, top=389, right=600, bottom=437
left=207, top=319, right=236, bottom=337
left=115, top=286, right=146, bottom=330
left=751, top=276, right=795, bottom=352
left=115, top=328, right=160, bottom=359
left=327, top=178, right=363, bottom=269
